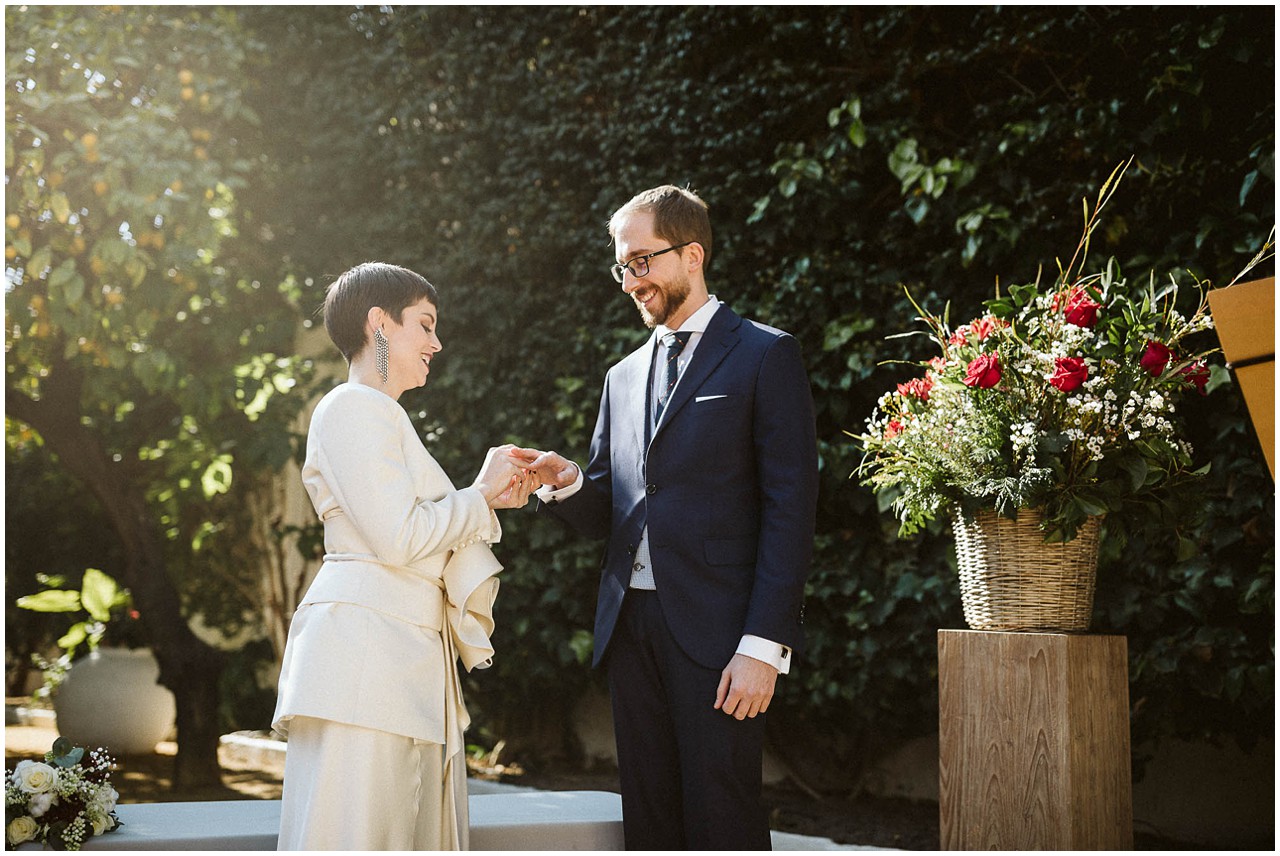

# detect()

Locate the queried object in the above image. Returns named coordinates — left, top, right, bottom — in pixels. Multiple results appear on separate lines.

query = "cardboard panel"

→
left=1208, top=277, right=1274, bottom=365
left=1208, top=277, right=1275, bottom=478
left=1234, top=362, right=1275, bottom=478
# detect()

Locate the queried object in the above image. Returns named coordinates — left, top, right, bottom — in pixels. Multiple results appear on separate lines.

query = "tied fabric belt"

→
left=305, top=553, right=450, bottom=630
left=303, top=553, right=497, bottom=672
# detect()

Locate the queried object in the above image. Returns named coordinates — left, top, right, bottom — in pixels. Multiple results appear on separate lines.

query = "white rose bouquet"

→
left=5, top=738, right=119, bottom=850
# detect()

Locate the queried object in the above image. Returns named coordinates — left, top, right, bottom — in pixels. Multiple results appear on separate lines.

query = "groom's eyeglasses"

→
left=610, top=242, right=693, bottom=283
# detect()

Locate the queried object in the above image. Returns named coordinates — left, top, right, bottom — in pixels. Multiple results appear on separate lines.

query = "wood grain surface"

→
left=938, top=630, right=1132, bottom=850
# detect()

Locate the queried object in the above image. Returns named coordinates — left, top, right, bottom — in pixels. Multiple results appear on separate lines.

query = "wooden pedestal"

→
left=938, top=630, right=1133, bottom=849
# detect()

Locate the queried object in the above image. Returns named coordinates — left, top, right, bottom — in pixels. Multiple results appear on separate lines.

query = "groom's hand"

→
left=714, top=654, right=778, bottom=720
left=510, top=447, right=579, bottom=490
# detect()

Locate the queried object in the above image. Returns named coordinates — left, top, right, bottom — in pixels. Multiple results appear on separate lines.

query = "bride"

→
left=273, top=262, right=536, bottom=850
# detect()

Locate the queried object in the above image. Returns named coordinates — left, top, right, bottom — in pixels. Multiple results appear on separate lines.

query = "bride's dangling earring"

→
left=374, top=328, right=389, bottom=385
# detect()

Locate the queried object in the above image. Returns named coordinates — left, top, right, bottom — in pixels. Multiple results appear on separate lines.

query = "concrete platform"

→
left=16, top=791, right=624, bottom=851
left=8, top=721, right=884, bottom=851
left=12, top=789, right=885, bottom=850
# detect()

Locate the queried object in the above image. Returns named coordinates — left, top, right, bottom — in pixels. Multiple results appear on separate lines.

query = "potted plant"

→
left=853, top=164, right=1254, bottom=632
left=17, top=569, right=175, bottom=755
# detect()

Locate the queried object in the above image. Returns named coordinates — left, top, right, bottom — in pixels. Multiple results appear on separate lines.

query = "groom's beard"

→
left=634, top=273, right=691, bottom=329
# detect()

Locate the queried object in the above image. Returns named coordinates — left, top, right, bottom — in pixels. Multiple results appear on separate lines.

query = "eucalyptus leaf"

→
left=54, top=746, right=85, bottom=768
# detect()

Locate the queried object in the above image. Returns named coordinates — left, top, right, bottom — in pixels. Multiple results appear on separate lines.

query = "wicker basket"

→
left=951, top=507, right=1103, bottom=632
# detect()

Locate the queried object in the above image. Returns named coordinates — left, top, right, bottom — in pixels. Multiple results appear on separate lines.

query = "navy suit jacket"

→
left=544, top=304, right=819, bottom=671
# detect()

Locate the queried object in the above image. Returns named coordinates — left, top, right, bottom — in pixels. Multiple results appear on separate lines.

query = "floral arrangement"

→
left=5, top=738, right=120, bottom=850
left=856, top=164, right=1236, bottom=542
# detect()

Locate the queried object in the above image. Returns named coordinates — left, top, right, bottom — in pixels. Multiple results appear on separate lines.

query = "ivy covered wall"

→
left=9, top=6, right=1273, bottom=788
left=241, top=7, right=1272, bottom=773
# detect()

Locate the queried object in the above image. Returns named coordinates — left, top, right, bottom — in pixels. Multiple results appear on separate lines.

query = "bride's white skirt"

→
left=276, top=715, right=468, bottom=850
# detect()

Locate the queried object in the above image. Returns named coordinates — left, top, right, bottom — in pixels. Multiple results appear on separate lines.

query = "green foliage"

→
left=4, top=430, right=126, bottom=697
left=17, top=568, right=130, bottom=658
left=6, top=7, right=1272, bottom=771
left=5, top=6, right=313, bottom=661
left=1098, top=383, right=1275, bottom=755
left=216, top=638, right=280, bottom=734
left=238, top=6, right=1272, bottom=764
left=747, top=6, right=1274, bottom=757
left=4, top=9, right=319, bottom=781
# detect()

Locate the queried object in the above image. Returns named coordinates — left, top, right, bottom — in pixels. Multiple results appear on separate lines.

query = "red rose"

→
left=896, top=375, right=934, bottom=402
left=1140, top=340, right=1172, bottom=376
left=1049, top=356, right=1089, bottom=392
left=948, top=328, right=969, bottom=347
left=1062, top=288, right=1102, bottom=328
left=963, top=354, right=1002, bottom=388
left=1178, top=360, right=1210, bottom=395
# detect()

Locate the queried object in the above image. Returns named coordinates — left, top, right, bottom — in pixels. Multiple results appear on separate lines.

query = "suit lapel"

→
left=621, top=334, right=657, bottom=452
left=651, top=305, right=742, bottom=443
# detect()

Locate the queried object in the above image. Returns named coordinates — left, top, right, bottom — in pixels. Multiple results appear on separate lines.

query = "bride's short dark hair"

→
left=322, top=262, right=439, bottom=362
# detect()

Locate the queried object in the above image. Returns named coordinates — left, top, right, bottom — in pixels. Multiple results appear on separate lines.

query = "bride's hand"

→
left=491, top=467, right=539, bottom=509
left=473, top=444, right=526, bottom=507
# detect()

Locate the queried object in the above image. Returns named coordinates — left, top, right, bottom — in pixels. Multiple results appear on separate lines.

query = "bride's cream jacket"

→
left=272, top=383, right=501, bottom=754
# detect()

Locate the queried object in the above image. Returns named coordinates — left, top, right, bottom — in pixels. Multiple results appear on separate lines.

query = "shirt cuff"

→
left=736, top=635, right=791, bottom=675
left=534, top=462, right=584, bottom=504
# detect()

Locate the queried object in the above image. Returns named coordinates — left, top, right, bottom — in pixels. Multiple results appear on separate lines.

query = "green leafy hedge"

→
left=239, top=7, right=1273, bottom=773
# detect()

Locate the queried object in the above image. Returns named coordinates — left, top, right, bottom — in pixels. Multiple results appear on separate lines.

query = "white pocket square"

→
left=695, top=395, right=728, bottom=403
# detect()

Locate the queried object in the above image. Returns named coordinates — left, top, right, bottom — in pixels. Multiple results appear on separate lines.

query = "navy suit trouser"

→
left=606, top=589, right=772, bottom=850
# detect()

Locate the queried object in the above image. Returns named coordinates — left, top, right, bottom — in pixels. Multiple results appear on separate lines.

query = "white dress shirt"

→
left=537, top=296, right=791, bottom=674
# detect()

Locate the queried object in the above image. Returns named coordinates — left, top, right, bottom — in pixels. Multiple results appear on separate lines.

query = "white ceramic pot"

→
left=54, top=648, right=177, bottom=755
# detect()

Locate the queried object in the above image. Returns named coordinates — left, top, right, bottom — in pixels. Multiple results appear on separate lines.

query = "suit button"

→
left=646, top=484, right=657, bottom=495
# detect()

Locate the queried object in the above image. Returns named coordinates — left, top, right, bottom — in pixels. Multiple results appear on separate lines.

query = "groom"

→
left=517, top=185, right=818, bottom=849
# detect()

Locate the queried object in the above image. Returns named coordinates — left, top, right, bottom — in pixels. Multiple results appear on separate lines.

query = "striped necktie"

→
left=655, top=331, right=692, bottom=423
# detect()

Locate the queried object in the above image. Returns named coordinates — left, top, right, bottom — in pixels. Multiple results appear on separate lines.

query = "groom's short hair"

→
left=609, top=185, right=713, bottom=272
left=323, top=262, right=439, bottom=363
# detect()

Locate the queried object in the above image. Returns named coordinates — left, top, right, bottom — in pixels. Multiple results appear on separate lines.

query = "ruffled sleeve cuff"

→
left=445, top=487, right=502, bottom=551
left=484, top=508, right=501, bottom=544
left=442, top=539, right=503, bottom=672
